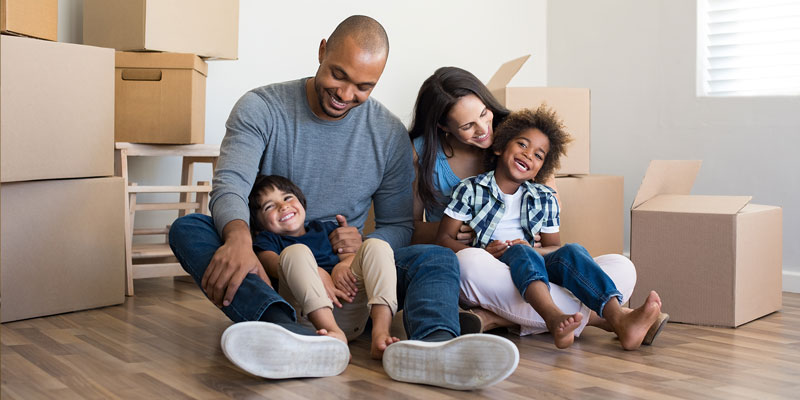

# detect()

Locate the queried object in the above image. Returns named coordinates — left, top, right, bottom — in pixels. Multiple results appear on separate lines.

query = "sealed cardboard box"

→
left=487, top=55, right=590, bottom=176
left=1, top=177, right=125, bottom=323
left=115, top=52, right=207, bottom=144
left=1, top=35, right=114, bottom=183
left=0, top=0, right=57, bottom=41
left=555, top=175, right=624, bottom=257
left=630, top=160, right=782, bottom=327
left=83, top=0, right=239, bottom=60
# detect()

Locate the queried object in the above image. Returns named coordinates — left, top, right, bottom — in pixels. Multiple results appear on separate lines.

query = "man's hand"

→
left=318, top=268, right=350, bottom=307
left=331, top=256, right=358, bottom=299
left=486, top=240, right=510, bottom=259
left=456, top=223, right=476, bottom=245
left=201, top=220, right=270, bottom=308
left=329, top=214, right=362, bottom=254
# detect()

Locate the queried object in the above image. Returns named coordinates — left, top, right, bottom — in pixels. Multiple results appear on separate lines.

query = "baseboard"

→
left=784, top=270, right=800, bottom=293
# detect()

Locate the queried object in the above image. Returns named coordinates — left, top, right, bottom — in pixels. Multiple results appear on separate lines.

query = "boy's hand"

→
left=456, top=223, right=476, bottom=245
left=329, top=215, right=362, bottom=254
left=486, top=240, right=510, bottom=259
left=331, top=259, right=358, bottom=299
left=318, top=268, right=349, bottom=307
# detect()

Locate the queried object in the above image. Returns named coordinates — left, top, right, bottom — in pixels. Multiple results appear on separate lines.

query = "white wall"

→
left=58, top=0, right=547, bottom=238
left=547, top=0, right=800, bottom=292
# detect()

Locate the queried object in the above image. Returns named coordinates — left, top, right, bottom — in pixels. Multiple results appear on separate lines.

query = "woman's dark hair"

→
left=248, top=174, right=307, bottom=233
left=408, top=67, right=510, bottom=208
left=488, top=104, right=573, bottom=183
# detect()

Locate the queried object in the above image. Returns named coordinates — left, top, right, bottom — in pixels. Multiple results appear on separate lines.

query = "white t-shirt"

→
left=491, top=187, right=526, bottom=242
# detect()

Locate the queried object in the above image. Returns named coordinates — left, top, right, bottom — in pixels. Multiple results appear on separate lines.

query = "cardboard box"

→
left=0, top=0, right=57, bottom=41
left=1, top=35, right=114, bottom=183
left=555, top=175, right=624, bottom=257
left=83, top=0, right=239, bottom=60
left=629, top=160, right=782, bottom=327
left=1, top=177, right=126, bottom=323
left=487, top=55, right=590, bottom=176
left=115, top=52, right=208, bottom=144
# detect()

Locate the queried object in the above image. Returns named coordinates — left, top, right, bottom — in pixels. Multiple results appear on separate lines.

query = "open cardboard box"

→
left=630, top=160, right=782, bottom=327
left=487, top=55, right=590, bottom=176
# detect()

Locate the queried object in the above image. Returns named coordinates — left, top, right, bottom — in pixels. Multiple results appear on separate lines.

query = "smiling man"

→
left=169, top=15, right=519, bottom=390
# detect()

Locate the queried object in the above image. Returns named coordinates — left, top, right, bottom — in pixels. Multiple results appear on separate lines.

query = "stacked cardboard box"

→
left=630, top=160, right=782, bottom=327
left=487, top=55, right=623, bottom=257
left=1, top=34, right=125, bottom=322
left=0, top=0, right=57, bottom=41
left=83, top=0, right=239, bottom=144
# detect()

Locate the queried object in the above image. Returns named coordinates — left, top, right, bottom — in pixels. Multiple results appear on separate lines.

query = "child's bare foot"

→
left=615, top=291, right=661, bottom=350
left=370, top=330, right=400, bottom=360
left=546, top=313, right=583, bottom=349
left=316, top=328, right=348, bottom=345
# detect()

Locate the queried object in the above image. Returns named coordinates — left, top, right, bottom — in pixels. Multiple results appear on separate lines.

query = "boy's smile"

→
left=255, top=188, right=307, bottom=237
left=494, top=128, right=550, bottom=194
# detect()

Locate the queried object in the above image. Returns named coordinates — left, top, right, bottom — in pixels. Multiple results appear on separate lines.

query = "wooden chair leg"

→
left=125, top=183, right=137, bottom=296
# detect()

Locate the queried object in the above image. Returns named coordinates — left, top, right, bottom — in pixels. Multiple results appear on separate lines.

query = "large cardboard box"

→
left=487, top=55, right=590, bottom=176
left=630, top=160, right=782, bottom=327
left=1, top=177, right=126, bottom=323
left=555, top=175, right=624, bottom=257
left=83, top=0, right=239, bottom=60
left=115, top=52, right=208, bottom=144
left=0, top=0, right=57, bottom=41
left=0, top=35, right=114, bottom=183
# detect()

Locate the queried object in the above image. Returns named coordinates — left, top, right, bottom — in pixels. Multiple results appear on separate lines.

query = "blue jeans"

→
left=169, top=214, right=296, bottom=322
left=169, top=214, right=462, bottom=339
left=394, top=244, right=461, bottom=340
left=499, top=243, right=622, bottom=317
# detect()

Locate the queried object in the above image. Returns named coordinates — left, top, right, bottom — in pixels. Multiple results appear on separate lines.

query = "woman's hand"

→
left=509, top=238, right=532, bottom=247
left=486, top=240, right=510, bottom=259
left=456, top=223, right=476, bottom=245
left=532, top=233, right=542, bottom=248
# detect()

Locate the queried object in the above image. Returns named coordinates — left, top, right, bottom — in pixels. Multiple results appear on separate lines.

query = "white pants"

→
left=456, top=248, right=636, bottom=336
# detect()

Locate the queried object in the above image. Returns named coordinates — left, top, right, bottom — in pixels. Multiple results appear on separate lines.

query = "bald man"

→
left=169, top=15, right=518, bottom=390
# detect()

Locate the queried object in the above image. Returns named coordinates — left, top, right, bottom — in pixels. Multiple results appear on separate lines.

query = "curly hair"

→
left=247, top=174, right=307, bottom=233
left=487, top=104, right=573, bottom=183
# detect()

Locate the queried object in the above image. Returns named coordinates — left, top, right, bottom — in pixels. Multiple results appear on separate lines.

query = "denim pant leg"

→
left=498, top=244, right=550, bottom=298
left=543, top=243, right=623, bottom=317
left=168, top=213, right=296, bottom=323
left=394, top=244, right=461, bottom=340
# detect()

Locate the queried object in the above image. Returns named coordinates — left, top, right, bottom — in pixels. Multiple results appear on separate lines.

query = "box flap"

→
left=632, top=160, right=702, bottom=209
left=486, top=55, right=530, bottom=91
left=115, top=51, right=208, bottom=76
left=635, top=194, right=752, bottom=214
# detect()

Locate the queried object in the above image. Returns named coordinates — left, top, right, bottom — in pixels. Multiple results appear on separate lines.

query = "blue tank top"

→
left=413, top=136, right=464, bottom=222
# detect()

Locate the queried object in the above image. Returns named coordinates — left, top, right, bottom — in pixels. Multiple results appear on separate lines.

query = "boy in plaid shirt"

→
left=437, top=105, right=666, bottom=350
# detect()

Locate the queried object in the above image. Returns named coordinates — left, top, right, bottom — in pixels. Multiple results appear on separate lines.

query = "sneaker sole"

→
left=382, top=334, right=519, bottom=390
left=221, top=321, right=350, bottom=379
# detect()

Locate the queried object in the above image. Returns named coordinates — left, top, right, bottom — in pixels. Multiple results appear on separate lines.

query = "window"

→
left=697, top=0, right=800, bottom=96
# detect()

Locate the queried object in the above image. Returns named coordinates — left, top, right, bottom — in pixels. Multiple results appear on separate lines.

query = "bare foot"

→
left=316, top=328, right=348, bottom=345
left=546, top=313, right=583, bottom=349
left=469, top=308, right=515, bottom=331
left=370, top=330, right=400, bottom=360
left=615, top=291, right=661, bottom=350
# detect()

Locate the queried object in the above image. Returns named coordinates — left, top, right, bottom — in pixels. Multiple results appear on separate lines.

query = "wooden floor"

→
left=2, top=278, right=799, bottom=399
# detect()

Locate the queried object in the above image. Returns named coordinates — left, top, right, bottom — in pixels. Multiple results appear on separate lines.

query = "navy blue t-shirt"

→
left=252, top=220, right=340, bottom=272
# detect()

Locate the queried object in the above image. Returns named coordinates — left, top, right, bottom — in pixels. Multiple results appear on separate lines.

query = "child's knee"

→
left=279, top=244, right=315, bottom=269
left=362, top=238, right=392, bottom=254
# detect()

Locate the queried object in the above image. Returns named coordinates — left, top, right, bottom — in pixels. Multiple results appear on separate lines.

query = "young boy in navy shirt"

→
left=249, top=175, right=399, bottom=359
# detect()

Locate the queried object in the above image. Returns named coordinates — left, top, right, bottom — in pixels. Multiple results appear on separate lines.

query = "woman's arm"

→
left=435, top=215, right=471, bottom=253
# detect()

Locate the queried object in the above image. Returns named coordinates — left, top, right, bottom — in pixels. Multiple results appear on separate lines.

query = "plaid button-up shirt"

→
left=444, top=170, right=560, bottom=248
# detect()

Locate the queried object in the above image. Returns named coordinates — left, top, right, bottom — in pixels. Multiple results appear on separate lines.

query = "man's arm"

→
left=366, top=128, right=414, bottom=249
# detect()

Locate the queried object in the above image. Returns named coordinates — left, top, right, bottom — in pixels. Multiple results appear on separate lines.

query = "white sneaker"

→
left=221, top=321, right=350, bottom=379
left=382, top=334, right=519, bottom=390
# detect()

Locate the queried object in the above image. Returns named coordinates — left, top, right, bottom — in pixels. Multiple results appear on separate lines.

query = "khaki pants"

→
left=278, top=238, right=398, bottom=341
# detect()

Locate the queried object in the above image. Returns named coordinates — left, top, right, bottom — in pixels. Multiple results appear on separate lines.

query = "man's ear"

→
left=318, top=39, right=327, bottom=64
